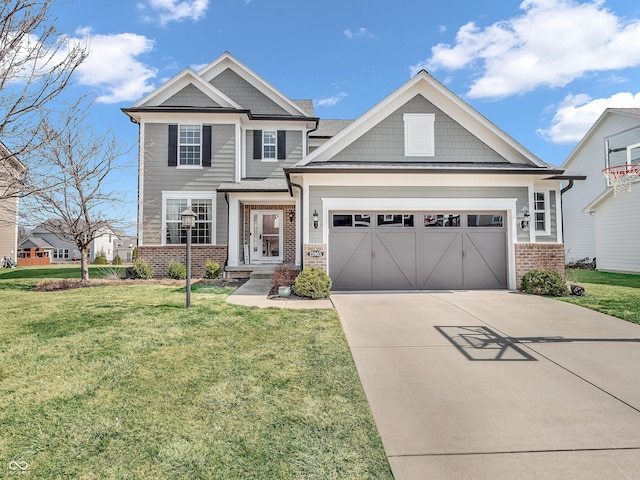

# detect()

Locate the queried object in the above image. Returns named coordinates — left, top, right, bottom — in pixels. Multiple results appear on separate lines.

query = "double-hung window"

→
left=533, top=191, right=549, bottom=234
left=164, top=194, right=214, bottom=245
left=179, top=124, right=201, bottom=166
left=263, top=130, right=277, bottom=159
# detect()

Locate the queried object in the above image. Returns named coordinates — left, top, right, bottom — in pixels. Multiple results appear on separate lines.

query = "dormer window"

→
left=404, top=113, right=435, bottom=157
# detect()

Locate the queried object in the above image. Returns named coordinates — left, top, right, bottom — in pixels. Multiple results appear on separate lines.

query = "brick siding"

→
left=138, top=245, right=227, bottom=278
left=515, top=243, right=566, bottom=289
left=303, top=244, right=327, bottom=271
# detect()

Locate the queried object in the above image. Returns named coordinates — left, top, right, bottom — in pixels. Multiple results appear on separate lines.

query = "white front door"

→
left=250, top=210, right=283, bottom=263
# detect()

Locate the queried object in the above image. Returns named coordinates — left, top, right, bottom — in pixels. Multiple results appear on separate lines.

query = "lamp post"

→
left=180, top=209, right=196, bottom=308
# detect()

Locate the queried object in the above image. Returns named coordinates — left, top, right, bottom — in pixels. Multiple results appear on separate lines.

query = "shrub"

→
left=294, top=267, right=332, bottom=299
left=132, top=258, right=154, bottom=279
left=96, top=267, right=123, bottom=280
left=521, top=269, right=568, bottom=297
left=205, top=260, right=222, bottom=279
left=167, top=261, right=187, bottom=280
left=271, top=263, right=299, bottom=288
left=93, top=250, right=108, bottom=265
left=112, top=254, right=123, bottom=265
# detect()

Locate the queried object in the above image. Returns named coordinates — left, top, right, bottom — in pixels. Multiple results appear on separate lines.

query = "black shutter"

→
left=253, top=130, right=262, bottom=159
left=202, top=125, right=212, bottom=167
left=168, top=125, right=178, bottom=166
left=277, top=130, right=286, bottom=160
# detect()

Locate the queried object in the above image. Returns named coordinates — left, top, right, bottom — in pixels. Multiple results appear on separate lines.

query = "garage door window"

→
left=332, top=214, right=371, bottom=227
left=467, top=214, right=503, bottom=227
left=423, top=213, right=461, bottom=227
left=377, top=214, right=414, bottom=227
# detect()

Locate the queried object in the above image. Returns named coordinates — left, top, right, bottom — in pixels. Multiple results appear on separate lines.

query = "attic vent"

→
left=404, top=113, right=435, bottom=157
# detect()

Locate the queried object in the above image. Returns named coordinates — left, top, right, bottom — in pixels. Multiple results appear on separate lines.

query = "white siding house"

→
left=561, top=108, right=640, bottom=273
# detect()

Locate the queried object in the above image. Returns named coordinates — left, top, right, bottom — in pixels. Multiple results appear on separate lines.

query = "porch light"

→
left=289, top=210, right=295, bottom=223
left=521, top=209, right=531, bottom=229
left=312, top=209, right=319, bottom=229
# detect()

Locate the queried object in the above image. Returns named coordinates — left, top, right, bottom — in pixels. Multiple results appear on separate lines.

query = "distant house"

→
left=0, top=142, right=23, bottom=260
left=561, top=108, right=640, bottom=273
left=25, top=220, right=122, bottom=263
left=18, top=237, right=53, bottom=266
left=114, top=234, right=137, bottom=263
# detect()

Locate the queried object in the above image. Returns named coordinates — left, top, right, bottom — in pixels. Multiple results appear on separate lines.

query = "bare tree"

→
left=21, top=100, right=132, bottom=281
left=0, top=0, right=87, bottom=200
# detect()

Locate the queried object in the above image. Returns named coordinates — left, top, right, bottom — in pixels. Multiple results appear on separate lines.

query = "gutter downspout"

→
left=286, top=171, right=304, bottom=269
left=559, top=180, right=574, bottom=243
left=224, top=193, right=230, bottom=277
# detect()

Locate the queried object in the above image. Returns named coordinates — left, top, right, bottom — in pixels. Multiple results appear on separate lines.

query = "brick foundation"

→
left=303, top=244, right=327, bottom=271
left=137, top=245, right=227, bottom=278
left=515, top=243, right=565, bottom=289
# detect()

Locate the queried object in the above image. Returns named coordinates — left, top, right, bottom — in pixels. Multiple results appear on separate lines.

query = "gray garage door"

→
left=329, top=212, right=507, bottom=290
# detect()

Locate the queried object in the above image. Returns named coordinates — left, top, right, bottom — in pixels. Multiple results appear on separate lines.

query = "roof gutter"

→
left=285, top=170, right=304, bottom=269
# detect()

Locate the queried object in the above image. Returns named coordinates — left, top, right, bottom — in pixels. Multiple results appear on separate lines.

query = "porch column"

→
left=227, top=196, right=240, bottom=267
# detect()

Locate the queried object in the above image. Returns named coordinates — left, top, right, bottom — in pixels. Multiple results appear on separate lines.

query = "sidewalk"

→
left=226, top=277, right=334, bottom=309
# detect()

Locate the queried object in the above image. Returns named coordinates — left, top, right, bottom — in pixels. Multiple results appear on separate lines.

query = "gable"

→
left=318, top=95, right=508, bottom=164
left=209, top=68, right=290, bottom=115
left=160, top=84, right=221, bottom=108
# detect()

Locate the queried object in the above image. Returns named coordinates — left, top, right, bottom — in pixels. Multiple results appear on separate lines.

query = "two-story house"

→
left=126, top=52, right=576, bottom=289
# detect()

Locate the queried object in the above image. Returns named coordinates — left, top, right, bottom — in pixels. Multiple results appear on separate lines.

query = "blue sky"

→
left=48, top=0, right=640, bottom=230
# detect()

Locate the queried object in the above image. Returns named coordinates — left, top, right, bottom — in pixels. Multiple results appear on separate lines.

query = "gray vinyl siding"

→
left=308, top=185, right=529, bottom=243
left=246, top=130, right=303, bottom=178
left=328, top=95, right=507, bottom=164
left=159, top=84, right=221, bottom=108
left=210, top=68, right=289, bottom=115
left=142, top=122, right=235, bottom=245
left=535, top=190, right=558, bottom=243
left=216, top=192, right=228, bottom=245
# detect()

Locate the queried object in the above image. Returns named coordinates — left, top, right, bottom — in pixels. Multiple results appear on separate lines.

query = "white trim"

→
left=296, top=71, right=548, bottom=168
left=161, top=191, right=217, bottom=246
left=227, top=196, right=240, bottom=267
left=554, top=187, right=563, bottom=242
left=236, top=123, right=243, bottom=182
left=178, top=123, right=203, bottom=167
left=197, top=53, right=310, bottom=117
left=318, top=197, right=517, bottom=290
left=533, top=190, right=551, bottom=236
left=132, top=68, right=240, bottom=109
left=138, top=122, right=145, bottom=245
left=250, top=210, right=283, bottom=263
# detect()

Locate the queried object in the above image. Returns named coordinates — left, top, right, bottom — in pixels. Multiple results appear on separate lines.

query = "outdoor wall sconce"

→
left=521, top=209, right=531, bottom=229
left=312, top=209, right=319, bottom=229
left=289, top=210, right=295, bottom=223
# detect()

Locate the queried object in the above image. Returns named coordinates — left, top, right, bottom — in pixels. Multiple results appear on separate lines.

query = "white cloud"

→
left=313, top=93, right=348, bottom=107
left=344, top=28, right=375, bottom=40
left=73, top=32, right=157, bottom=104
left=538, top=91, right=640, bottom=143
left=438, top=25, right=447, bottom=33
left=139, top=0, right=209, bottom=26
left=412, top=0, right=640, bottom=99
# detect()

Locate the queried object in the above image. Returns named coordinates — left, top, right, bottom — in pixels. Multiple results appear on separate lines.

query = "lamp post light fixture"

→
left=312, top=209, right=319, bottom=229
left=180, top=208, right=197, bottom=308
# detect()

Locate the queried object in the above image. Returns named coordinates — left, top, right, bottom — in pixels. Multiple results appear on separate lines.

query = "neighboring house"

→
left=18, top=237, right=53, bottom=266
left=124, top=52, right=575, bottom=289
left=0, top=142, right=22, bottom=260
left=561, top=109, right=640, bottom=273
left=114, top=234, right=137, bottom=263
left=28, top=221, right=121, bottom=263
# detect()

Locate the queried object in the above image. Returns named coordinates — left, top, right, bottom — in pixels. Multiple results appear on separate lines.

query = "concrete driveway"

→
left=332, top=291, right=640, bottom=480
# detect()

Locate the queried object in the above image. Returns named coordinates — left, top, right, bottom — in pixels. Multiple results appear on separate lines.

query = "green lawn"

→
left=559, top=269, right=640, bottom=325
left=0, top=266, right=392, bottom=479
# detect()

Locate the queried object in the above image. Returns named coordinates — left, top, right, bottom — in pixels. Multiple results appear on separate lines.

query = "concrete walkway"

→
left=332, top=290, right=640, bottom=480
left=226, top=277, right=334, bottom=309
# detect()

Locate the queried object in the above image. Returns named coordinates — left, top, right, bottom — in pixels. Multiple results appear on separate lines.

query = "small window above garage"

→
left=404, top=113, right=435, bottom=157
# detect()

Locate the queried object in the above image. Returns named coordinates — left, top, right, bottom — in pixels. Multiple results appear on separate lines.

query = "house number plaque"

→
left=307, top=250, right=324, bottom=258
